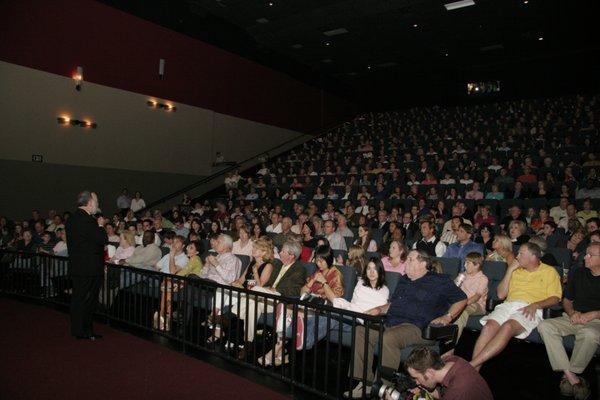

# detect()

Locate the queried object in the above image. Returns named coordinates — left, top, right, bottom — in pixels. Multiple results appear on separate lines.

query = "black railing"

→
left=0, top=250, right=384, bottom=399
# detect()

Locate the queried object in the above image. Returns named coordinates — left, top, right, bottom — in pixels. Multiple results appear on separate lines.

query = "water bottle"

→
left=454, top=272, right=466, bottom=287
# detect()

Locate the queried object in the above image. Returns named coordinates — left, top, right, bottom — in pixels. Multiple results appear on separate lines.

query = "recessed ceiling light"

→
left=323, top=28, right=349, bottom=37
left=325, top=41, right=331, bottom=46
left=480, top=44, right=504, bottom=51
left=445, top=53, right=449, bottom=57
left=413, top=24, right=418, bottom=28
left=538, top=36, right=544, bottom=41
left=256, top=18, right=269, bottom=24
left=367, top=66, right=371, bottom=70
left=268, top=2, right=274, bottom=6
left=523, top=1, right=529, bottom=4
left=377, top=62, right=398, bottom=68
left=444, top=0, right=475, bottom=11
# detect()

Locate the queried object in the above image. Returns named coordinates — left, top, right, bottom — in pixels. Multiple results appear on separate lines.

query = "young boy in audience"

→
left=454, top=252, right=488, bottom=340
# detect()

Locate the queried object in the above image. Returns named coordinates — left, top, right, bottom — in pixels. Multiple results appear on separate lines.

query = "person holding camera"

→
left=404, top=347, right=492, bottom=400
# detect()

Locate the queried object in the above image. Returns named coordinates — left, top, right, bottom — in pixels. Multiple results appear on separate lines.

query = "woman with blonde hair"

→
left=508, top=220, right=530, bottom=246
left=486, top=233, right=516, bottom=265
left=346, top=245, right=366, bottom=275
left=111, top=231, right=136, bottom=264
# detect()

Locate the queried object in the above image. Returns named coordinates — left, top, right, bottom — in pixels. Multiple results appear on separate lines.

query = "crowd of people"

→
left=1, top=94, right=599, bottom=399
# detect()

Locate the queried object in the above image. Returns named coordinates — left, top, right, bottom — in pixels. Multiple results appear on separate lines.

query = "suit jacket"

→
left=265, top=260, right=306, bottom=298
left=65, top=208, right=108, bottom=276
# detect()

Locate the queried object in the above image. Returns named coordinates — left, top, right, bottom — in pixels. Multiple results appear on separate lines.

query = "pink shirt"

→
left=381, top=256, right=406, bottom=274
left=112, top=246, right=135, bottom=263
left=461, top=271, right=488, bottom=311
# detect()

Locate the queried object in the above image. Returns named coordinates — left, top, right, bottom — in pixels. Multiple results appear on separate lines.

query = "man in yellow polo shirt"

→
left=471, top=242, right=562, bottom=370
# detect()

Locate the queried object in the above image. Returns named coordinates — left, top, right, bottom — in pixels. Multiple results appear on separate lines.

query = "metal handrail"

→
left=138, top=120, right=349, bottom=214
left=0, top=249, right=384, bottom=400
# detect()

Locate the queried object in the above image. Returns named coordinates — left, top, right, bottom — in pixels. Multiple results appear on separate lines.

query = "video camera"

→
left=371, top=367, right=434, bottom=400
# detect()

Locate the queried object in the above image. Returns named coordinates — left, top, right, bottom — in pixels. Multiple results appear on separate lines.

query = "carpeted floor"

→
left=0, top=297, right=290, bottom=400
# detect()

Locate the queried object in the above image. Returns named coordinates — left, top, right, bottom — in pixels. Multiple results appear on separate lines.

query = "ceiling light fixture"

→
left=323, top=28, right=349, bottom=37
left=268, top=2, right=274, bottom=6
left=413, top=24, right=418, bottom=28
left=57, top=116, right=97, bottom=129
left=325, top=41, right=331, bottom=46
left=73, top=66, right=83, bottom=91
left=538, top=36, right=544, bottom=41
left=147, top=100, right=177, bottom=112
left=444, top=0, right=475, bottom=11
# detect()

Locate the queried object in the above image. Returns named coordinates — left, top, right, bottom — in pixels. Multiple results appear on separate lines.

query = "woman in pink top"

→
left=111, top=231, right=136, bottom=264
left=381, top=240, right=408, bottom=274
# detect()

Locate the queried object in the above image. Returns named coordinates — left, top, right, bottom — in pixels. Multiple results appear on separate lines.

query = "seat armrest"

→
left=486, top=298, right=502, bottom=313
left=422, top=324, right=457, bottom=341
left=422, top=324, right=458, bottom=354
left=543, top=306, right=564, bottom=319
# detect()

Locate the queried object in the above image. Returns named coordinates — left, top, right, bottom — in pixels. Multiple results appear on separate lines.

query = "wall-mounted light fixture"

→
left=158, top=59, right=165, bottom=79
left=147, top=100, right=177, bottom=112
left=57, top=116, right=97, bottom=129
left=73, top=66, right=83, bottom=91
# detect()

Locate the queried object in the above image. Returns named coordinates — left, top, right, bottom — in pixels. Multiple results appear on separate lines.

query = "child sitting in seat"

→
left=454, top=252, right=489, bottom=340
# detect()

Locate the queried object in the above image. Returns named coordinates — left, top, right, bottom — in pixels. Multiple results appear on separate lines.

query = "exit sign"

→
left=32, top=154, right=43, bottom=163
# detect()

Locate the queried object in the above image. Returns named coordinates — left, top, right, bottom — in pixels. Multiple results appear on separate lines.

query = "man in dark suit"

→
left=65, top=191, right=108, bottom=340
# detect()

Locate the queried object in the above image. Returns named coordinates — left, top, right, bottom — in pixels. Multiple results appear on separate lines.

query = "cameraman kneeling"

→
left=405, top=347, right=492, bottom=400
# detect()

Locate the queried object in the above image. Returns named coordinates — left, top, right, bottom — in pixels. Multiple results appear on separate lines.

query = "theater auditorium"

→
left=1, top=1, right=599, bottom=399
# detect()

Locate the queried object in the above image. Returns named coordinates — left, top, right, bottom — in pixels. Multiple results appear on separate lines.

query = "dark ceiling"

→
left=98, top=0, right=599, bottom=110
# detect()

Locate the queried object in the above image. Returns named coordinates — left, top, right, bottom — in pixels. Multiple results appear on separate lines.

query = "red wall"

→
left=0, top=0, right=355, bottom=133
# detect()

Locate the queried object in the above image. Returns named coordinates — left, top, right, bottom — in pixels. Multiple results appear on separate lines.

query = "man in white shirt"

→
left=266, top=212, right=282, bottom=233
left=336, top=215, right=354, bottom=238
left=355, top=196, right=370, bottom=216
left=155, top=235, right=188, bottom=274
left=550, top=197, right=569, bottom=223
left=201, top=234, right=242, bottom=285
left=324, top=220, right=347, bottom=251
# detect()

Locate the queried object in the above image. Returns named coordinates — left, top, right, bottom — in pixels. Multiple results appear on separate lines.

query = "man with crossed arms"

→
left=538, top=242, right=600, bottom=400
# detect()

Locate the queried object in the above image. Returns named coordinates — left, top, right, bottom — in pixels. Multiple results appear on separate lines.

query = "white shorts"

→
left=480, top=301, right=543, bottom=339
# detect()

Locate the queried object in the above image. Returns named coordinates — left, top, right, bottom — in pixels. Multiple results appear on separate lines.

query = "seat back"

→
left=344, top=236, right=355, bottom=250
left=235, top=254, right=251, bottom=277
left=336, top=265, right=358, bottom=302
left=302, top=262, right=317, bottom=277
left=547, top=247, right=572, bottom=270
left=436, top=257, right=461, bottom=280
left=385, top=271, right=402, bottom=295
left=482, top=261, right=508, bottom=301
left=365, top=251, right=381, bottom=261
left=332, top=249, right=349, bottom=263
